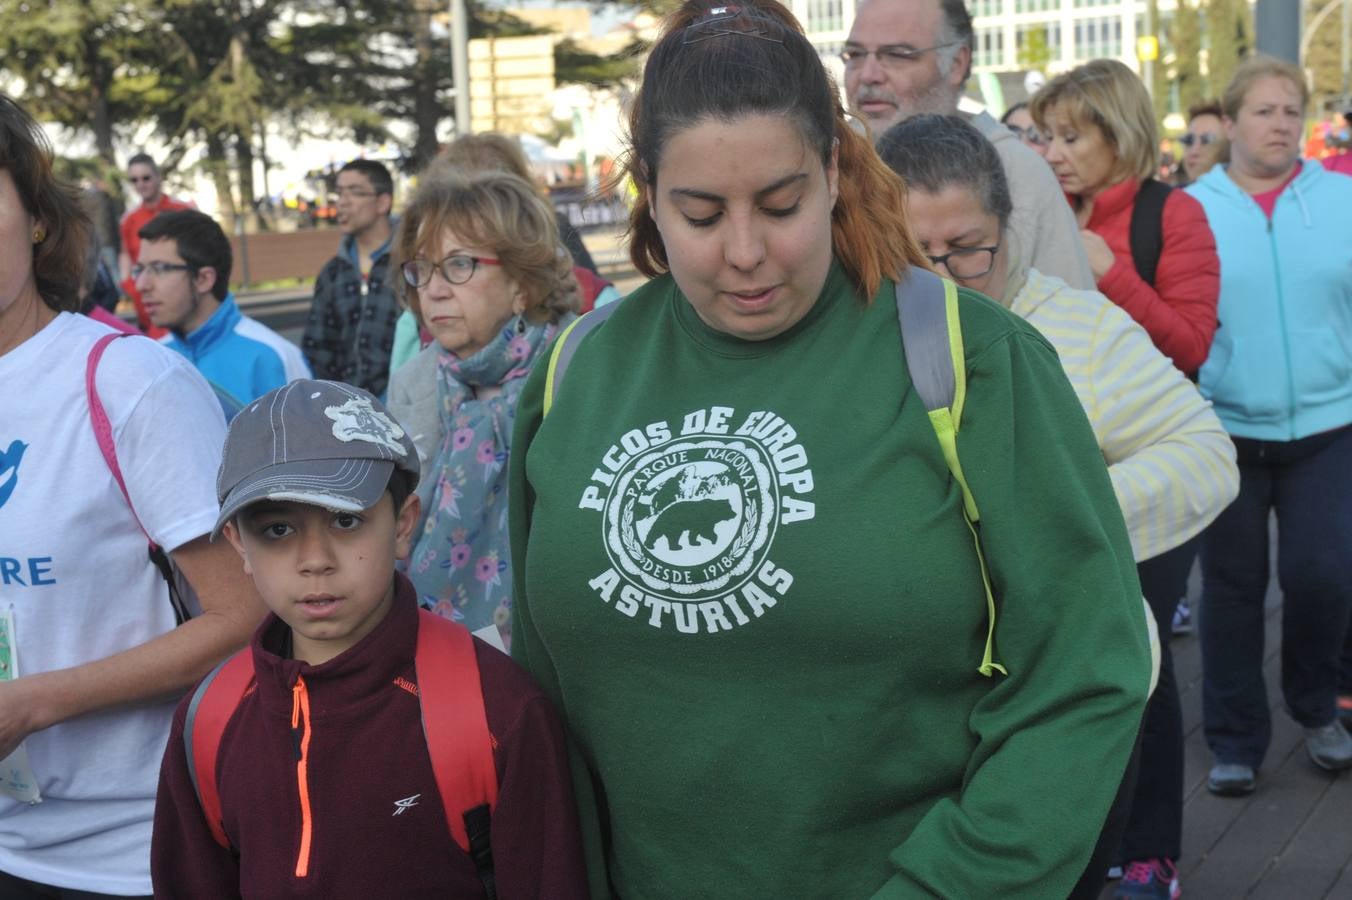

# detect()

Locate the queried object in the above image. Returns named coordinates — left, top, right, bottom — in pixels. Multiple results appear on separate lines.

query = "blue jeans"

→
left=1200, top=424, right=1352, bottom=768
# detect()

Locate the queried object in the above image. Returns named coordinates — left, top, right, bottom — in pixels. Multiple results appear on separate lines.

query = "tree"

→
left=1205, top=0, right=1253, bottom=98
left=1017, top=26, right=1053, bottom=74
left=1172, top=0, right=1205, bottom=115
left=0, top=0, right=157, bottom=165
left=554, top=36, right=647, bottom=88
left=1305, top=0, right=1351, bottom=101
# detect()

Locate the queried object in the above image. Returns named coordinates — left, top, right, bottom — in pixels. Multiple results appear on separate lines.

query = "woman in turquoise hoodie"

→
left=1185, top=56, right=1352, bottom=797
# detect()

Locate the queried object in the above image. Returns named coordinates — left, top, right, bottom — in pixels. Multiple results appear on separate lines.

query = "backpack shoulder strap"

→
left=184, top=650, right=256, bottom=849
left=1129, top=178, right=1172, bottom=287
left=414, top=610, right=499, bottom=857
left=542, top=303, right=623, bottom=416
left=86, top=332, right=145, bottom=537
left=895, top=267, right=977, bottom=522
left=894, top=267, right=1006, bottom=678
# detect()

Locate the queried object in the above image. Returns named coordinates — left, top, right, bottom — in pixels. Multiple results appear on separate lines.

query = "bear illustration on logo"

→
left=641, top=466, right=738, bottom=553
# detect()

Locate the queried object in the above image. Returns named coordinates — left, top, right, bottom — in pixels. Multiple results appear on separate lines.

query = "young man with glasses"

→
left=843, top=0, right=1093, bottom=291
left=137, top=210, right=310, bottom=416
left=302, top=159, right=400, bottom=397
left=118, top=153, right=196, bottom=338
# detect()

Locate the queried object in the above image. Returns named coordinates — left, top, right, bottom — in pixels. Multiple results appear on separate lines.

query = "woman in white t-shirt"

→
left=0, top=94, right=264, bottom=898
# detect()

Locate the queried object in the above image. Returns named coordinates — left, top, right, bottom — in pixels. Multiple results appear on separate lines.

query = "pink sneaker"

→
left=1113, top=858, right=1180, bottom=899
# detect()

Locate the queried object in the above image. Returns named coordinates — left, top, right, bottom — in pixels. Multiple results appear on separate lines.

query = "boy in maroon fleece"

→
left=151, top=380, right=587, bottom=898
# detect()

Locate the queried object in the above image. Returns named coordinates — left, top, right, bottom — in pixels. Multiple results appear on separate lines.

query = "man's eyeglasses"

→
left=1180, top=132, right=1219, bottom=148
left=840, top=41, right=960, bottom=70
left=335, top=187, right=379, bottom=200
left=131, top=261, right=193, bottom=279
left=400, top=254, right=502, bottom=288
left=927, top=244, right=1000, bottom=281
left=1007, top=125, right=1047, bottom=147
left=129, top=175, right=155, bottom=184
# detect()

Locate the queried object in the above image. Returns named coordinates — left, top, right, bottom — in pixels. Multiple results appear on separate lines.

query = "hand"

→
left=1079, top=229, right=1117, bottom=281
left=0, top=678, right=39, bottom=760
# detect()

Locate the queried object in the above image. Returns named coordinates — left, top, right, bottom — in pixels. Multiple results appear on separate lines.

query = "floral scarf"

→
left=407, top=314, right=563, bottom=633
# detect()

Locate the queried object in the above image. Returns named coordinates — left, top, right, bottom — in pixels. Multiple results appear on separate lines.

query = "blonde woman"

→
left=387, top=171, right=578, bottom=646
left=1031, top=58, right=1219, bottom=377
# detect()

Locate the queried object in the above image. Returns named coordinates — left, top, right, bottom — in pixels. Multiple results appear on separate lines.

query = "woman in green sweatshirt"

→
left=508, top=3, right=1152, bottom=897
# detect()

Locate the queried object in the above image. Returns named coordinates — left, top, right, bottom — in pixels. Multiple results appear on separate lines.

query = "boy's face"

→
left=224, top=493, right=420, bottom=666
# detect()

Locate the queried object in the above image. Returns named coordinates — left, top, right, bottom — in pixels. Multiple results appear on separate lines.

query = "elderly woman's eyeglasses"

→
left=927, top=244, right=1000, bottom=281
left=840, top=42, right=960, bottom=70
left=1179, top=133, right=1219, bottom=148
left=400, top=254, right=502, bottom=288
left=1007, top=125, right=1047, bottom=147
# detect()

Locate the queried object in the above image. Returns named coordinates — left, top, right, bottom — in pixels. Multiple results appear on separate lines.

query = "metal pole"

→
left=1143, top=0, right=1154, bottom=98
left=1256, top=0, right=1302, bottom=63
left=451, top=0, right=471, bottom=136
left=1343, top=0, right=1350, bottom=97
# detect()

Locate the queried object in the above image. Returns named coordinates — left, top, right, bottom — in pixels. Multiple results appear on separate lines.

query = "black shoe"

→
left=1208, top=762, right=1256, bottom=796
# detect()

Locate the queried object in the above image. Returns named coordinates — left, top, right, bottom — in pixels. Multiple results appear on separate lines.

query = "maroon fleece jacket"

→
left=151, top=574, right=587, bottom=898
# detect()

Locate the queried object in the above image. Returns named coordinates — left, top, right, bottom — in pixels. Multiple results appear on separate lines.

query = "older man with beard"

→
left=844, top=0, right=1093, bottom=289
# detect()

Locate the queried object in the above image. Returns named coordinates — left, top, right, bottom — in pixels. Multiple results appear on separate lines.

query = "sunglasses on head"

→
left=1180, top=133, right=1218, bottom=147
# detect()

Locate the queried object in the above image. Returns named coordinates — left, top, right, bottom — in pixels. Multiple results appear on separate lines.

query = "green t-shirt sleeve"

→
left=509, top=356, right=611, bottom=900
left=876, top=323, right=1152, bottom=899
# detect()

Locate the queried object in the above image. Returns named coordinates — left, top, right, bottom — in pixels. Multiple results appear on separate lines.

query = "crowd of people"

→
left=1, top=0, right=1350, bottom=897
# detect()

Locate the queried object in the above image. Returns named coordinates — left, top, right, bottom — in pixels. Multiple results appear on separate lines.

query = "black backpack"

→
left=1128, top=178, right=1173, bottom=287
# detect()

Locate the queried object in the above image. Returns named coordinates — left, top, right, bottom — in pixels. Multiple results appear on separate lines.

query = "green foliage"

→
left=1017, top=26, right=1052, bottom=74
left=1305, top=0, right=1351, bottom=100
left=554, top=36, right=646, bottom=87
left=1204, top=0, right=1252, bottom=99
left=1172, top=0, right=1206, bottom=116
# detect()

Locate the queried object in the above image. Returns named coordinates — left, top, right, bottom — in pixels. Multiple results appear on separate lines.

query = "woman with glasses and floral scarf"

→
left=387, top=171, right=579, bottom=649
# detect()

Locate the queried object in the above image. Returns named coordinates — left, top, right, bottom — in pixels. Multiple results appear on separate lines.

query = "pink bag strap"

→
left=86, top=332, right=152, bottom=544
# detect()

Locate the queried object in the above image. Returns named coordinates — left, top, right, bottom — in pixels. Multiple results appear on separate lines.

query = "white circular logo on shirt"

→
left=605, top=438, right=776, bottom=597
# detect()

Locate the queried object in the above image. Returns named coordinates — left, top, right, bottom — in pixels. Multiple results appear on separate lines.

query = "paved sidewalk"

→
left=1102, top=541, right=1352, bottom=899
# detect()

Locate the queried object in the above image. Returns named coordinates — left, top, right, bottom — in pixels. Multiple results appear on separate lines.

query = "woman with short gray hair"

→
left=880, top=113, right=1238, bottom=900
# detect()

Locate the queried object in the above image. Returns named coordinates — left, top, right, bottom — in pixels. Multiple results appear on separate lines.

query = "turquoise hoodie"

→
left=1185, top=163, right=1352, bottom=441
left=161, top=294, right=311, bottom=417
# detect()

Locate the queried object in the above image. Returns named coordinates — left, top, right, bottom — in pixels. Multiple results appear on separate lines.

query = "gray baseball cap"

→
left=211, top=380, right=420, bottom=539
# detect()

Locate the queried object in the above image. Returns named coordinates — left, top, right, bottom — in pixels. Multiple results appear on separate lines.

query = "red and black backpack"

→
left=183, top=609, right=500, bottom=897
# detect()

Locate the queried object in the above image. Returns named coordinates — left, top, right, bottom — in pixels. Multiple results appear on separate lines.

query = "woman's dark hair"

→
left=999, top=101, right=1029, bottom=126
left=622, top=0, right=927, bottom=300
left=877, top=114, right=1013, bottom=232
left=0, top=94, right=90, bottom=312
left=1186, top=99, right=1223, bottom=123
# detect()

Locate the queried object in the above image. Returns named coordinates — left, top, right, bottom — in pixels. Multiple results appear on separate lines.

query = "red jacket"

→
left=151, top=575, right=588, bottom=899
left=1081, top=178, right=1219, bottom=373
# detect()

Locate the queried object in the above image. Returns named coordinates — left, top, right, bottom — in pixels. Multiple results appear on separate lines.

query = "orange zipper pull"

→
left=290, top=676, right=314, bottom=878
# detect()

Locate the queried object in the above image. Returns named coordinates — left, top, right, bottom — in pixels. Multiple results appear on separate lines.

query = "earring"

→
left=516, top=315, right=527, bottom=335
left=32, top=226, right=45, bottom=243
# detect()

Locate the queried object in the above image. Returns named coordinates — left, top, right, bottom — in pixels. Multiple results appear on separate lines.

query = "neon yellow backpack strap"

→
left=542, top=304, right=623, bottom=417
left=896, top=269, right=1006, bottom=678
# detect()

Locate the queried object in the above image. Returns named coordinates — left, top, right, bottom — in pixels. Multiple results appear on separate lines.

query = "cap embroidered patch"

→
left=325, top=397, right=408, bottom=455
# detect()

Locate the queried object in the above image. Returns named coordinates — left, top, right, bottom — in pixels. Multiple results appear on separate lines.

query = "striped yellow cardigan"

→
left=1010, top=268, right=1239, bottom=562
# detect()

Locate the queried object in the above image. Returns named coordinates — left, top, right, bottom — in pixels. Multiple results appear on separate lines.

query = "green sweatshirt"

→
left=509, top=261, right=1150, bottom=899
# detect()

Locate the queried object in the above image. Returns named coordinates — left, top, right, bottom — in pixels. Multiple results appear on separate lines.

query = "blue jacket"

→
left=1186, top=163, right=1352, bottom=441
left=162, top=295, right=311, bottom=417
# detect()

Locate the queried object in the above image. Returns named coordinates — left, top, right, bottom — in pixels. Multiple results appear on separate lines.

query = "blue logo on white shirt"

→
left=0, top=440, right=27, bottom=510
